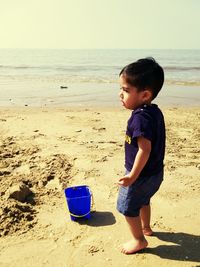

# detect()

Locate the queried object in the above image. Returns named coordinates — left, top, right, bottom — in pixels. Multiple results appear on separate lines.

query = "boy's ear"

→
left=142, top=89, right=152, bottom=101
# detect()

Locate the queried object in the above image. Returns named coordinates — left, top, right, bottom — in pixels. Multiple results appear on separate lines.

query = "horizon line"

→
left=0, top=47, right=199, bottom=50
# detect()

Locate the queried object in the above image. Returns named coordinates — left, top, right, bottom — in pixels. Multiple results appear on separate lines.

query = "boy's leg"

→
left=140, top=204, right=153, bottom=236
left=121, top=216, right=148, bottom=254
left=139, top=170, right=163, bottom=236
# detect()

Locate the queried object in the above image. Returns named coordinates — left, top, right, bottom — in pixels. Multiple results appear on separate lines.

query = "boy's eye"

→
left=121, top=87, right=129, bottom=93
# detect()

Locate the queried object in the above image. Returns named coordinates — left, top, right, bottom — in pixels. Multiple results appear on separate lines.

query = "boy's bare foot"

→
left=142, top=227, right=153, bottom=236
left=121, top=238, right=148, bottom=254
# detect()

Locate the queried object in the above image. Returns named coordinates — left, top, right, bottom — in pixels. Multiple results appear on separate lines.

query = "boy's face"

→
left=119, top=75, right=149, bottom=110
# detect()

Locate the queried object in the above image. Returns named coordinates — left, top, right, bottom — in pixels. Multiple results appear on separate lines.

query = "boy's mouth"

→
left=120, top=100, right=125, bottom=106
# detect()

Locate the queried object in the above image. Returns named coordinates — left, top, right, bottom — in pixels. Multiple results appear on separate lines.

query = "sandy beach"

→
left=0, top=106, right=200, bottom=267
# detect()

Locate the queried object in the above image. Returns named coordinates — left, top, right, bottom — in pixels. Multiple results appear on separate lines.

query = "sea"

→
left=0, top=49, right=200, bottom=107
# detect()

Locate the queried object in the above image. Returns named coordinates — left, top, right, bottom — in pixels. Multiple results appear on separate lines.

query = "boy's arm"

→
left=118, top=136, right=151, bottom=187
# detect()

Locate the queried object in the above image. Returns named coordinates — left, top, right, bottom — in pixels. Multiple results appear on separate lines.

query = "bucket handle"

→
left=70, top=210, right=91, bottom=218
left=69, top=193, right=95, bottom=218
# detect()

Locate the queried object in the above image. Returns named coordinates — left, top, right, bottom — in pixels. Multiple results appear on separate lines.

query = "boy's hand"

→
left=118, top=175, right=134, bottom=187
left=118, top=137, right=151, bottom=187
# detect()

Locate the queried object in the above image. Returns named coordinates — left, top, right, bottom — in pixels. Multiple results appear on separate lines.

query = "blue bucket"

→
left=64, top=185, right=92, bottom=221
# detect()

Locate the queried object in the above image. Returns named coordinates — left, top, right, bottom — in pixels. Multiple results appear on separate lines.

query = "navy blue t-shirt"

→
left=125, top=104, right=165, bottom=177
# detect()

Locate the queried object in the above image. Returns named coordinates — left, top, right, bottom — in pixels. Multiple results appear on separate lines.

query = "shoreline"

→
left=1, top=82, right=200, bottom=108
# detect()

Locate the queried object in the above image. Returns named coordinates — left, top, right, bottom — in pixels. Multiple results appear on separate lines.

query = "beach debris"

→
left=88, top=244, right=104, bottom=255
left=96, top=156, right=107, bottom=162
left=7, top=182, right=33, bottom=202
left=92, top=127, right=106, bottom=132
left=88, top=245, right=100, bottom=254
left=60, top=86, right=68, bottom=89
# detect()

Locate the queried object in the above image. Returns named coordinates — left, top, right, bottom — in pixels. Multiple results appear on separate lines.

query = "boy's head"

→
left=119, top=57, right=164, bottom=110
left=119, top=57, right=164, bottom=109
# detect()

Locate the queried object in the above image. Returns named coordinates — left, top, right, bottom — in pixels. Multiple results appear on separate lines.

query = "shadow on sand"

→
left=75, top=211, right=116, bottom=227
left=146, top=231, right=200, bottom=264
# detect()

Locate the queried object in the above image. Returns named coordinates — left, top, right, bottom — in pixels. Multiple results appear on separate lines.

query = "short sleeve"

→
left=131, top=112, right=153, bottom=141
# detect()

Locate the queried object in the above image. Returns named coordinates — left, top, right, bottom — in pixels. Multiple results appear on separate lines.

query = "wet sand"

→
left=0, top=106, right=200, bottom=267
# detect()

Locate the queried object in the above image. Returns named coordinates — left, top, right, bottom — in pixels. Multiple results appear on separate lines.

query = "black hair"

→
left=119, top=57, right=164, bottom=100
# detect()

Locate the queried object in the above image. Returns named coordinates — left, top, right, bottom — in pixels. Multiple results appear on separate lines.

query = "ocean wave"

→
left=0, top=65, right=40, bottom=70
left=164, top=66, right=200, bottom=71
left=0, top=64, right=119, bottom=71
left=165, top=79, right=200, bottom=86
left=1, top=63, right=200, bottom=69
left=1, top=74, right=200, bottom=86
left=1, top=64, right=200, bottom=76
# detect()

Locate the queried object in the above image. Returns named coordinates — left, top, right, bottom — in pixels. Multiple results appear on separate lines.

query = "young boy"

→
left=117, top=57, right=165, bottom=254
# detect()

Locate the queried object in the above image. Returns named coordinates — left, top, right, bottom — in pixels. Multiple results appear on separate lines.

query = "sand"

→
left=0, top=106, right=199, bottom=267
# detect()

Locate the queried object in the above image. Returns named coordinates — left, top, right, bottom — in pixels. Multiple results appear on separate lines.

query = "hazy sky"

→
left=0, top=0, right=199, bottom=49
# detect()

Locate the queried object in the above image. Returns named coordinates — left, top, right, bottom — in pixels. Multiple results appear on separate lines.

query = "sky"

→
left=0, top=0, right=200, bottom=49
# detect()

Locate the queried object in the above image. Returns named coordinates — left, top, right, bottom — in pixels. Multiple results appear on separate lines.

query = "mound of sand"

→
left=0, top=136, right=73, bottom=237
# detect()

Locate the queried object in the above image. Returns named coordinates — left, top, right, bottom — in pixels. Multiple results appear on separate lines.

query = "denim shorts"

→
left=117, top=169, right=163, bottom=217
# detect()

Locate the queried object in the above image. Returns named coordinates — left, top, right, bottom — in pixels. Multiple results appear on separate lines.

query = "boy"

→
left=117, top=57, right=165, bottom=254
